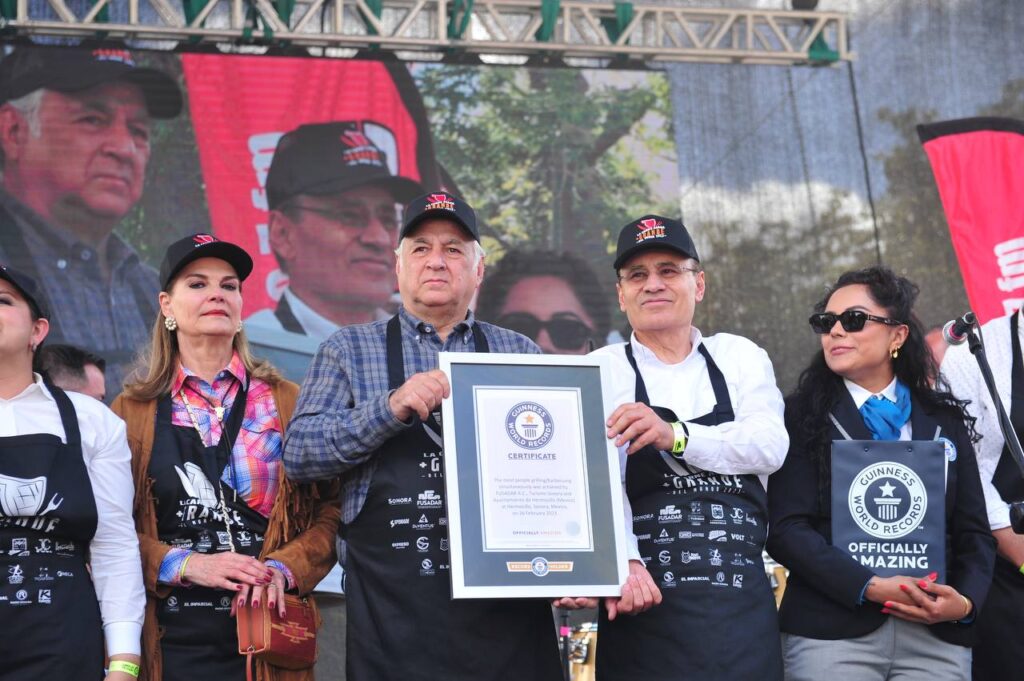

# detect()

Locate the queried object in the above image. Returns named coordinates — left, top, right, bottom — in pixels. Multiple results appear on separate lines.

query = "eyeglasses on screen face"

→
left=808, top=310, right=904, bottom=334
left=289, top=201, right=399, bottom=232
left=496, top=312, right=594, bottom=351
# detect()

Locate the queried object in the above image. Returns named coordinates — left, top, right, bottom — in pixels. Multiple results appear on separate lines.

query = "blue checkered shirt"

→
left=283, top=306, right=539, bottom=562
left=0, top=188, right=158, bottom=399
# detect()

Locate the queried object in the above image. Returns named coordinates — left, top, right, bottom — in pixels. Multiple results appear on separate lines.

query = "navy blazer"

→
left=767, top=389, right=995, bottom=647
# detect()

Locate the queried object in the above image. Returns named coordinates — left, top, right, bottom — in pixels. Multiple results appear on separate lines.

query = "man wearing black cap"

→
left=246, top=121, right=422, bottom=339
left=283, top=191, right=568, bottom=681
left=0, top=46, right=183, bottom=399
left=591, top=215, right=789, bottom=680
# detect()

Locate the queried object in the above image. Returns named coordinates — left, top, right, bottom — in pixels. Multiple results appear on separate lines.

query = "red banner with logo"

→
left=918, top=118, right=1024, bottom=324
left=182, top=55, right=433, bottom=314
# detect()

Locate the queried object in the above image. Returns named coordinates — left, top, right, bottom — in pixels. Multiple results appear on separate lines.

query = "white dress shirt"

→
left=0, top=374, right=144, bottom=655
left=941, top=309, right=1023, bottom=530
left=594, top=327, right=789, bottom=491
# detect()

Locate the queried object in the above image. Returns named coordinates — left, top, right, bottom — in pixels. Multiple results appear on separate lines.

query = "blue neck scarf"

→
left=858, top=380, right=912, bottom=441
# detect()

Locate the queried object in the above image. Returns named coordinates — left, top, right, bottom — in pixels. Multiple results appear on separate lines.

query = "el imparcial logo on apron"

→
left=829, top=414, right=947, bottom=581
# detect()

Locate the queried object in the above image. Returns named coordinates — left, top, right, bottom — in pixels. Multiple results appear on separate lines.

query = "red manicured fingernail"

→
left=918, top=580, right=928, bottom=589
left=234, top=584, right=242, bottom=591
left=238, top=597, right=246, bottom=607
left=899, top=584, right=908, bottom=591
left=881, top=608, right=890, bottom=614
left=252, top=599, right=259, bottom=607
left=884, top=601, right=893, bottom=608
left=269, top=600, right=275, bottom=609
left=928, top=572, right=937, bottom=581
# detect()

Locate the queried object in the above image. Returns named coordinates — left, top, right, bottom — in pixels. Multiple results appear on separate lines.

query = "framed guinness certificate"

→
left=438, top=352, right=629, bottom=599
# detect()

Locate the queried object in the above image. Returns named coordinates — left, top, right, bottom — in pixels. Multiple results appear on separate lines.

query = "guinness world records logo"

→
left=848, top=461, right=927, bottom=539
left=505, top=402, right=554, bottom=449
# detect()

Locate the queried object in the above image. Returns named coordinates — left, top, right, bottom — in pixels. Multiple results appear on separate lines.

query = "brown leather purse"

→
left=237, top=593, right=319, bottom=680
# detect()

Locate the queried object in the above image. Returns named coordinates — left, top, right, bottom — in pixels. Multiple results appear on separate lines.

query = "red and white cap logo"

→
left=193, top=234, right=218, bottom=247
left=635, top=218, right=667, bottom=244
left=424, top=193, right=456, bottom=211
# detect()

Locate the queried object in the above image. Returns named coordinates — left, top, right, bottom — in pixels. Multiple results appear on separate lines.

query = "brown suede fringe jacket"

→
left=112, top=380, right=341, bottom=681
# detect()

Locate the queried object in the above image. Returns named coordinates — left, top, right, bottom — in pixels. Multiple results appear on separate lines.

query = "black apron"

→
left=597, top=342, right=783, bottom=681
left=0, top=385, right=103, bottom=680
left=973, top=311, right=1024, bottom=680
left=149, top=382, right=267, bottom=681
left=341, top=315, right=562, bottom=681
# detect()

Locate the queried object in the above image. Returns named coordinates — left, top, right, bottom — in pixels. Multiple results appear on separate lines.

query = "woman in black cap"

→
left=767, top=266, right=994, bottom=680
left=0, top=264, right=143, bottom=680
left=110, top=235, right=339, bottom=681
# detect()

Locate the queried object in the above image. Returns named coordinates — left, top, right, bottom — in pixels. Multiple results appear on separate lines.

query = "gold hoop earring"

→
left=891, top=346, right=900, bottom=359
left=164, top=316, right=178, bottom=331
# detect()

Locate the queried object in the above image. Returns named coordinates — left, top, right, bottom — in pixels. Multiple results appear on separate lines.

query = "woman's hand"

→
left=864, top=575, right=926, bottom=607
left=104, top=654, right=141, bottom=681
left=183, top=551, right=273, bottom=591
left=234, top=565, right=289, bottom=618
left=882, top=578, right=973, bottom=625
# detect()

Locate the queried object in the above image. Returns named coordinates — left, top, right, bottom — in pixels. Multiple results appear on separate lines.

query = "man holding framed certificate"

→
left=283, top=192, right=657, bottom=681
left=592, top=215, right=790, bottom=680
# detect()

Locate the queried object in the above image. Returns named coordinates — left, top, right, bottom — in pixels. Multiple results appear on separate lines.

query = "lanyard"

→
left=177, top=377, right=249, bottom=554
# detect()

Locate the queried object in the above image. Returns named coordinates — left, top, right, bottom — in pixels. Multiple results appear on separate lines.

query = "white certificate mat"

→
left=439, top=352, right=628, bottom=599
left=473, top=387, right=593, bottom=552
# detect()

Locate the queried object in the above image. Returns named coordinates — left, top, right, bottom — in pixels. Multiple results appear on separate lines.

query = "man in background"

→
left=0, top=46, right=182, bottom=399
left=247, top=120, right=421, bottom=339
left=35, top=343, right=107, bottom=401
left=475, top=249, right=612, bottom=354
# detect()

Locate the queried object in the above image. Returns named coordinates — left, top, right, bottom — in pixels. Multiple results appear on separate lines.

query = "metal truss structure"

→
left=0, top=0, right=852, bottom=66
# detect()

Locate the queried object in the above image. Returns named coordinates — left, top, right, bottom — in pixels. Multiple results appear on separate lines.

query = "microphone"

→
left=942, top=312, right=977, bottom=346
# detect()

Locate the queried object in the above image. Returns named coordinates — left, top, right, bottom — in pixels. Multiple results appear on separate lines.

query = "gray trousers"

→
left=782, top=618, right=970, bottom=681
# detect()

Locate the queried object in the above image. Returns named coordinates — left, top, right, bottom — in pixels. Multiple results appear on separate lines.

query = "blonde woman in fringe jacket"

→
left=111, top=234, right=339, bottom=681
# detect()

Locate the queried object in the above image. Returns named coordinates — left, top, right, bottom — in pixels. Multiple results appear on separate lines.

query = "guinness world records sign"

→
left=831, top=440, right=947, bottom=581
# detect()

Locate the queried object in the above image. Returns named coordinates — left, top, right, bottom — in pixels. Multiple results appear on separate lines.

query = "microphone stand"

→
left=965, top=327, right=1024, bottom=533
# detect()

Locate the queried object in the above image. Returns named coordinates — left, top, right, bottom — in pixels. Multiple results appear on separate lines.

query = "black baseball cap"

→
left=400, top=191, right=480, bottom=241
left=265, top=121, right=423, bottom=210
left=160, top=234, right=254, bottom=291
left=0, top=46, right=182, bottom=119
left=613, top=215, right=700, bottom=270
left=0, top=263, right=46, bottom=318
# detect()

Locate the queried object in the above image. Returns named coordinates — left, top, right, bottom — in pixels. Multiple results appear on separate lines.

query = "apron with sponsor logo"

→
left=149, top=382, right=267, bottom=681
left=597, top=342, right=782, bottom=681
left=974, top=310, right=1024, bottom=679
left=341, top=315, right=562, bottom=681
left=0, top=384, right=103, bottom=680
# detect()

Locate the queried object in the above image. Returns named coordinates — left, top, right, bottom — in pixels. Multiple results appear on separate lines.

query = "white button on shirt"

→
left=0, top=375, right=144, bottom=655
left=941, top=309, right=1024, bottom=530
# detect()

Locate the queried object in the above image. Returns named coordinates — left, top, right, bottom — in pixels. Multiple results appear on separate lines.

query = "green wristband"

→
left=1019, top=562, right=1024, bottom=576
left=109, top=661, right=141, bottom=677
left=671, top=421, right=688, bottom=454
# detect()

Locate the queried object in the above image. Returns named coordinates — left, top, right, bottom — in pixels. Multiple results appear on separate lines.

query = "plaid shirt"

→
left=158, top=352, right=293, bottom=586
left=0, top=188, right=159, bottom=400
left=283, top=306, right=539, bottom=562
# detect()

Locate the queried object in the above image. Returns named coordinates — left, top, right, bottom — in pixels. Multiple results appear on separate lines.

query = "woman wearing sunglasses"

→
left=475, top=249, right=610, bottom=354
left=767, top=266, right=994, bottom=680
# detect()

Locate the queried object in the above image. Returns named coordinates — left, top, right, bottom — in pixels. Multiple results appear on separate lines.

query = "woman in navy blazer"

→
left=767, top=266, right=995, bottom=680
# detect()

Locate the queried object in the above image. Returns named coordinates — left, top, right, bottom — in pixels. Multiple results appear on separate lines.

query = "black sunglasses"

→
left=808, top=310, right=904, bottom=334
left=496, top=312, right=594, bottom=351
